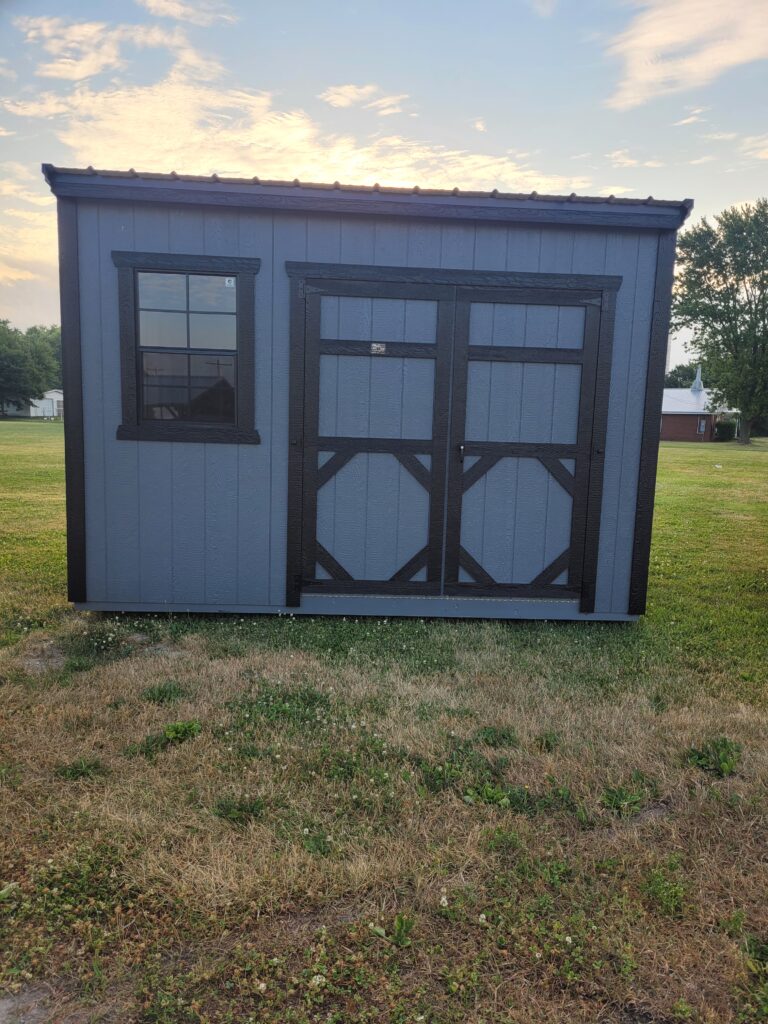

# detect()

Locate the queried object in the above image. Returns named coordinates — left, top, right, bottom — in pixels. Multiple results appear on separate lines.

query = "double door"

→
left=286, top=265, right=615, bottom=612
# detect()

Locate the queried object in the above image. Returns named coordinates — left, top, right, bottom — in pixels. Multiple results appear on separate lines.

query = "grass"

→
left=0, top=421, right=767, bottom=1023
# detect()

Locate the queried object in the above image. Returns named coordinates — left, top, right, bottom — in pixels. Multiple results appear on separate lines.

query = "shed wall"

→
left=76, top=200, right=659, bottom=616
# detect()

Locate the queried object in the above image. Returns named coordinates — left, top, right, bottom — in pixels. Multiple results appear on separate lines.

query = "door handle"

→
left=458, top=442, right=465, bottom=463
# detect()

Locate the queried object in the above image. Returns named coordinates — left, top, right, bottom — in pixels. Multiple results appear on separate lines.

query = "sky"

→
left=1, top=0, right=767, bottom=367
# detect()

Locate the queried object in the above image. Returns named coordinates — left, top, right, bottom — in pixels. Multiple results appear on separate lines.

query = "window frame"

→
left=112, top=251, right=261, bottom=444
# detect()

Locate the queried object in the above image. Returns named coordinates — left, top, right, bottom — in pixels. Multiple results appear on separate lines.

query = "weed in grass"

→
left=737, top=933, right=768, bottom=1021
left=686, top=736, right=743, bottom=777
left=369, top=913, right=415, bottom=949
left=535, top=730, right=561, bottom=752
left=54, top=757, right=108, bottom=781
left=226, top=683, right=332, bottom=732
left=444, top=963, right=480, bottom=1001
left=59, top=620, right=134, bottom=670
left=301, top=826, right=332, bottom=857
left=141, top=680, right=188, bottom=705
left=127, top=720, right=202, bottom=759
left=213, top=796, right=265, bottom=827
left=482, top=826, right=523, bottom=854
left=0, top=764, right=21, bottom=787
left=472, top=725, right=519, bottom=748
left=671, top=998, right=695, bottom=1020
left=601, top=770, right=658, bottom=818
left=642, top=859, right=686, bottom=917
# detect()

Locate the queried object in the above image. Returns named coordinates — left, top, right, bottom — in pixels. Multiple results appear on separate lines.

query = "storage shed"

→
left=43, top=164, right=692, bottom=621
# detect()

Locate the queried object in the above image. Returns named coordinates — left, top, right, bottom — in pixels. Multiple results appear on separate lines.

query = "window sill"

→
left=116, top=423, right=261, bottom=445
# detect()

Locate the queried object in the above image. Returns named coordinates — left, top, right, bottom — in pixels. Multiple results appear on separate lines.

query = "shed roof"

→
left=42, top=164, right=693, bottom=231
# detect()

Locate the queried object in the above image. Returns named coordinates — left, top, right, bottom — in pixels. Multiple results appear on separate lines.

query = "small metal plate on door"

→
left=371, top=342, right=387, bottom=354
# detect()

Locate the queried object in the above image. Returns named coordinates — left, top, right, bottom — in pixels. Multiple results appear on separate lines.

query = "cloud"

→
left=605, top=148, right=664, bottom=168
left=742, top=135, right=768, bottom=160
left=689, top=155, right=715, bottom=165
left=473, top=119, right=487, bottom=133
left=366, top=94, right=408, bottom=117
left=701, top=131, right=737, bottom=141
left=528, top=0, right=556, bottom=15
left=595, top=185, right=636, bottom=196
left=318, top=84, right=409, bottom=116
left=5, top=68, right=592, bottom=195
left=0, top=127, right=15, bottom=137
left=318, top=84, right=379, bottom=108
left=0, top=183, right=58, bottom=286
left=0, top=178, right=55, bottom=206
left=14, top=15, right=221, bottom=81
left=134, top=0, right=236, bottom=26
left=606, top=0, right=768, bottom=110
left=0, top=59, right=17, bottom=81
left=672, top=107, right=707, bottom=126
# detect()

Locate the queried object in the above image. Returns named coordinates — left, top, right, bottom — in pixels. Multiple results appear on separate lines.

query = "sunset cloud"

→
left=134, top=0, right=236, bottom=26
left=605, top=148, right=663, bottom=168
left=607, top=0, right=768, bottom=110
left=14, top=15, right=221, bottom=81
left=318, top=84, right=379, bottom=108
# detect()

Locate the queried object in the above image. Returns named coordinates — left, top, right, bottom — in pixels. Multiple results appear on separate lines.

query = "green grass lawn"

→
left=0, top=420, right=767, bottom=1024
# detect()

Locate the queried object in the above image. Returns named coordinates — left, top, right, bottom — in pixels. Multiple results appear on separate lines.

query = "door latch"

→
left=458, top=442, right=465, bottom=463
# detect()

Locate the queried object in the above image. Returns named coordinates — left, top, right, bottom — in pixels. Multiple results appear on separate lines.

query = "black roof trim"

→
left=41, top=164, right=694, bottom=230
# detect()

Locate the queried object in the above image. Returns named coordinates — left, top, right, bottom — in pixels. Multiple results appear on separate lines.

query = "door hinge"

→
left=297, top=280, right=306, bottom=299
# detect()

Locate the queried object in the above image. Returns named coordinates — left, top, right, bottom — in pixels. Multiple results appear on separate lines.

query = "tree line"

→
left=671, top=198, right=768, bottom=444
left=0, top=321, right=61, bottom=413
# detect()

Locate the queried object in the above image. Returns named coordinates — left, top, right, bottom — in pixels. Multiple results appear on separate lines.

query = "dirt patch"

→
left=0, top=985, right=51, bottom=1024
left=18, top=639, right=66, bottom=676
left=143, top=641, right=187, bottom=659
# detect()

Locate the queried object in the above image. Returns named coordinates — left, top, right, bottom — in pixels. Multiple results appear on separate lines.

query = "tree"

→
left=672, top=198, right=768, bottom=444
left=664, top=361, right=698, bottom=388
left=0, top=320, right=58, bottom=413
left=24, top=324, right=62, bottom=389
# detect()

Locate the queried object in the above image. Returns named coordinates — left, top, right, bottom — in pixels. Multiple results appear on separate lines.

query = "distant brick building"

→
left=661, top=368, right=738, bottom=442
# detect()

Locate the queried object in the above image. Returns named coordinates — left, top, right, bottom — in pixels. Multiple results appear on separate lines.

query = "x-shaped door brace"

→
left=314, top=451, right=575, bottom=586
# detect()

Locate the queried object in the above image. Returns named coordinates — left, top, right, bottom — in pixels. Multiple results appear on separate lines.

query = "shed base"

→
left=75, top=596, right=637, bottom=621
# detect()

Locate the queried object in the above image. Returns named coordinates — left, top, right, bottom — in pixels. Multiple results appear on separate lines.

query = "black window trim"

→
left=112, top=251, right=261, bottom=444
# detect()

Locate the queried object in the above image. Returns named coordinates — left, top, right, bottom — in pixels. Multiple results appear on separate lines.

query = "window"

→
left=697, top=417, right=706, bottom=435
left=112, top=252, right=261, bottom=443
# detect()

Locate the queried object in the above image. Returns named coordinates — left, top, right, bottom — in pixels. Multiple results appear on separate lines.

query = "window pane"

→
left=189, top=312, right=236, bottom=350
left=189, top=353, right=236, bottom=422
left=139, top=310, right=187, bottom=348
left=142, top=352, right=189, bottom=420
left=189, top=274, right=236, bottom=313
left=138, top=272, right=186, bottom=311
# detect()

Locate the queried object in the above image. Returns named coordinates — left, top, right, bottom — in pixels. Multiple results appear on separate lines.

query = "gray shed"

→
left=43, top=164, right=692, bottom=621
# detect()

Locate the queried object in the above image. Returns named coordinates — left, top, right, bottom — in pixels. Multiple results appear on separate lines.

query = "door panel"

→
left=297, top=280, right=455, bottom=597
left=319, top=355, right=435, bottom=438
left=316, top=452, right=430, bottom=581
left=443, top=288, right=600, bottom=599
left=468, top=302, right=585, bottom=349
left=460, top=458, right=573, bottom=585
left=465, top=362, right=582, bottom=444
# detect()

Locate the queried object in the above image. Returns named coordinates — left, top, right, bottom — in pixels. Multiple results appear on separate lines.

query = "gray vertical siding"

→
left=77, top=201, right=659, bottom=617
